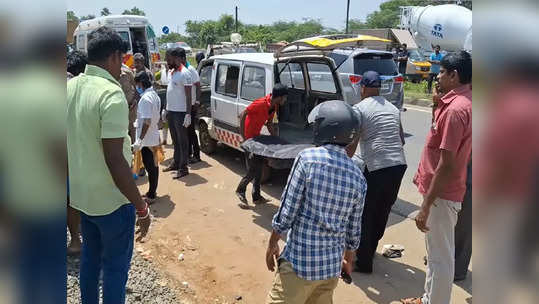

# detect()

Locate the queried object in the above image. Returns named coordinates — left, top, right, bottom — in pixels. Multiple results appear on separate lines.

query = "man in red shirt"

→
left=235, top=84, right=288, bottom=209
left=402, top=51, right=472, bottom=304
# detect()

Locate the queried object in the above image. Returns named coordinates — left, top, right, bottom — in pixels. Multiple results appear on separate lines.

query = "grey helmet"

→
left=308, top=100, right=359, bottom=146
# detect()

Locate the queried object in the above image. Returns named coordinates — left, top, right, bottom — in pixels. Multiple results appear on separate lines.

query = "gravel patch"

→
left=67, top=238, right=184, bottom=303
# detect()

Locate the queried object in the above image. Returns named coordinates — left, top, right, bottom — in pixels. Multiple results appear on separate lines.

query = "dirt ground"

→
left=135, top=143, right=472, bottom=304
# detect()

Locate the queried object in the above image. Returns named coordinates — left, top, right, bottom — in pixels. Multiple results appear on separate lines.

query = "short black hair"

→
left=87, top=27, right=128, bottom=62
left=166, top=47, right=186, bottom=60
left=195, top=51, right=205, bottom=65
left=402, top=43, right=407, bottom=47
left=435, top=45, right=441, bottom=49
left=272, top=83, right=288, bottom=98
left=440, top=51, right=472, bottom=84
left=134, top=71, right=152, bottom=89
left=67, top=51, right=88, bottom=77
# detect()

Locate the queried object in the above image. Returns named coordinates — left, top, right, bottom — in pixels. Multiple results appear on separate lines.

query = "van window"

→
left=240, top=66, right=266, bottom=101
left=199, top=65, right=213, bottom=87
left=216, top=64, right=240, bottom=97
left=277, top=63, right=305, bottom=89
left=354, top=53, right=398, bottom=76
left=118, top=31, right=132, bottom=51
left=307, top=63, right=336, bottom=93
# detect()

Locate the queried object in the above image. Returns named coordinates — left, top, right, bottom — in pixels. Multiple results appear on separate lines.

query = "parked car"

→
left=328, top=48, right=405, bottom=109
left=196, top=36, right=386, bottom=172
left=205, top=42, right=263, bottom=58
left=164, top=42, right=192, bottom=55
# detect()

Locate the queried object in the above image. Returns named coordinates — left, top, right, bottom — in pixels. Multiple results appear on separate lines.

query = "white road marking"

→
left=405, top=104, right=431, bottom=113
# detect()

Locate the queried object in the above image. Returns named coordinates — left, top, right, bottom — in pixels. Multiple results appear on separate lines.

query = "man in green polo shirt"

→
left=67, top=27, right=151, bottom=304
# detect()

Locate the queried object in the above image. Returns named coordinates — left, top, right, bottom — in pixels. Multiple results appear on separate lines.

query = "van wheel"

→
left=199, top=122, right=217, bottom=155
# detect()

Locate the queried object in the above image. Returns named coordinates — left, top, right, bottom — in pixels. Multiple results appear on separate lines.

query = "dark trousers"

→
left=167, top=111, right=189, bottom=173
left=427, top=72, right=438, bottom=94
left=188, top=108, right=200, bottom=159
left=141, top=147, right=159, bottom=199
left=236, top=152, right=264, bottom=200
left=356, top=164, right=407, bottom=271
left=80, top=204, right=135, bottom=304
left=455, top=181, right=472, bottom=279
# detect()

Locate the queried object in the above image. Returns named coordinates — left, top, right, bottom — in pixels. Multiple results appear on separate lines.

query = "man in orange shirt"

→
left=235, top=84, right=288, bottom=209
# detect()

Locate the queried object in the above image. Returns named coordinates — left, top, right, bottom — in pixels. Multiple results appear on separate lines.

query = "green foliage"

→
left=100, top=7, right=111, bottom=16
left=67, top=11, right=79, bottom=22
left=181, top=16, right=326, bottom=48
left=80, top=14, right=95, bottom=22
left=122, top=7, right=145, bottom=16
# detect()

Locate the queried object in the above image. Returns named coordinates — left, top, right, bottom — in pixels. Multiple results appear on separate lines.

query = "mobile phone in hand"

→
left=341, top=270, right=352, bottom=284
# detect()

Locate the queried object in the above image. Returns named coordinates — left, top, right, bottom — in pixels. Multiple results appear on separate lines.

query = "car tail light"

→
left=349, top=75, right=362, bottom=84
left=394, top=76, right=404, bottom=83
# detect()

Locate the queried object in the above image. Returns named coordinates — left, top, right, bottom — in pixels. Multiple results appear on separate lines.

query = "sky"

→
left=66, top=0, right=387, bottom=36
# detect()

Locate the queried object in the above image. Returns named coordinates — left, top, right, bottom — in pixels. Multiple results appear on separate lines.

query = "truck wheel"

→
left=199, top=121, right=217, bottom=155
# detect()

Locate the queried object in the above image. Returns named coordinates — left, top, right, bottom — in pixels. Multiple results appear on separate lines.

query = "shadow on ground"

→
left=149, top=194, right=175, bottom=218
left=351, top=256, right=426, bottom=304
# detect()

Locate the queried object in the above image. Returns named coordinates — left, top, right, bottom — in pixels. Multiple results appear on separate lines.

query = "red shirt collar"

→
left=440, top=84, right=472, bottom=104
left=172, top=64, right=185, bottom=74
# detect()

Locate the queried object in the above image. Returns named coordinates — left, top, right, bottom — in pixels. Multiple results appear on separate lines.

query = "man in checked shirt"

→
left=265, top=100, right=367, bottom=304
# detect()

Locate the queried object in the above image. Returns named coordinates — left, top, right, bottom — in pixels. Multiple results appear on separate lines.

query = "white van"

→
left=197, top=38, right=375, bottom=167
left=73, top=15, right=161, bottom=72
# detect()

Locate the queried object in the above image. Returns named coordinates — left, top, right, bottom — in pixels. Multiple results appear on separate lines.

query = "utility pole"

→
left=235, top=6, right=238, bottom=32
left=345, top=0, right=351, bottom=34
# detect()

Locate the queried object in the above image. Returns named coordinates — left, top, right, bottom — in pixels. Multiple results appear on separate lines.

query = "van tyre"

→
left=199, top=121, right=217, bottom=155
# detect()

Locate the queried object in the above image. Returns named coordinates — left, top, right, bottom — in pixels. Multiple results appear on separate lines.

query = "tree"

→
left=67, top=11, right=79, bottom=22
left=122, top=7, right=145, bottom=16
left=80, top=14, right=96, bottom=22
left=348, top=19, right=368, bottom=32
left=364, top=0, right=431, bottom=28
left=100, top=7, right=111, bottom=16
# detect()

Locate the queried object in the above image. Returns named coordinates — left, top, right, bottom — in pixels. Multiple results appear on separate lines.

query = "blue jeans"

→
left=80, top=204, right=135, bottom=304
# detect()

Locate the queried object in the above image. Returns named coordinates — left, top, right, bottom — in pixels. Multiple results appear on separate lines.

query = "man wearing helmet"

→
left=265, top=100, right=367, bottom=303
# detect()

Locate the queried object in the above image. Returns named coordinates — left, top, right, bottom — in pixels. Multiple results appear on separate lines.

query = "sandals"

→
left=401, top=297, right=422, bottom=304
left=382, top=244, right=405, bottom=258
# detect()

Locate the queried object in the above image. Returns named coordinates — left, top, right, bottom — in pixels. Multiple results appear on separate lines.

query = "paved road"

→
left=392, top=105, right=432, bottom=220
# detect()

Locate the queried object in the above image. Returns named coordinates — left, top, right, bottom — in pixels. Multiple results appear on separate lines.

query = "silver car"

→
left=329, top=49, right=404, bottom=109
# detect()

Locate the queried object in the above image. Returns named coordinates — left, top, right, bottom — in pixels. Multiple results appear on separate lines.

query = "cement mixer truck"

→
left=399, top=4, right=472, bottom=54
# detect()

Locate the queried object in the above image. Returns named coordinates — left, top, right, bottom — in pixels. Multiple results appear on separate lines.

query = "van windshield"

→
left=118, top=31, right=132, bottom=51
left=354, top=53, right=398, bottom=76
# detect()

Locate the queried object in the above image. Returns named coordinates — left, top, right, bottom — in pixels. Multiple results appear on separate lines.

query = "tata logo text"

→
left=431, top=24, right=443, bottom=39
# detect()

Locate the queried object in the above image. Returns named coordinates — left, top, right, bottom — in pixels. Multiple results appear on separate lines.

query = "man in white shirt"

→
left=186, top=62, right=202, bottom=163
left=163, top=48, right=193, bottom=178
left=133, top=71, right=162, bottom=201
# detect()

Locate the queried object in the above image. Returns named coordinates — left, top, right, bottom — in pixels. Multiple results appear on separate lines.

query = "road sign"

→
left=162, top=26, right=170, bottom=35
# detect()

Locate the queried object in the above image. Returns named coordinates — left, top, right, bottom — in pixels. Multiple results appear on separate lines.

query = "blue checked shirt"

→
left=272, top=145, right=367, bottom=281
